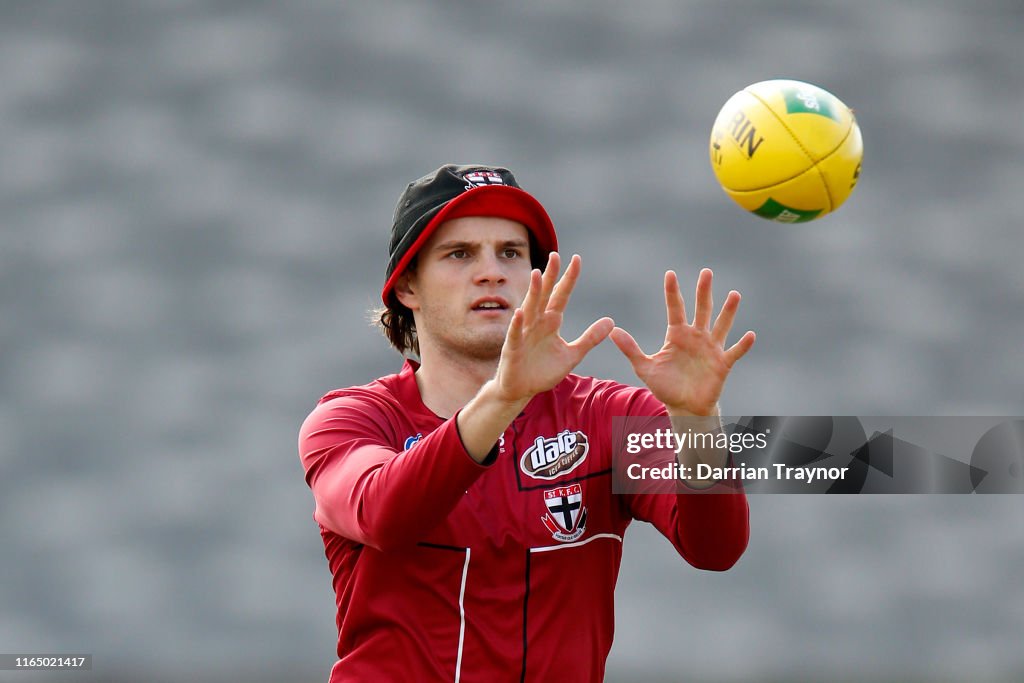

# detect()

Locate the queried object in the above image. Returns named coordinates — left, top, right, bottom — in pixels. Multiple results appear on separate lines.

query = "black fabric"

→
left=387, top=164, right=522, bottom=278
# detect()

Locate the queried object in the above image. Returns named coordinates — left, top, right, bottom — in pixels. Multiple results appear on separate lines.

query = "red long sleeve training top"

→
left=299, top=360, right=749, bottom=683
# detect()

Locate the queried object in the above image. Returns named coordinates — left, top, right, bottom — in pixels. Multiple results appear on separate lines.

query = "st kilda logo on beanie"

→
left=520, top=430, right=589, bottom=480
left=462, top=170, right=505, bottom=190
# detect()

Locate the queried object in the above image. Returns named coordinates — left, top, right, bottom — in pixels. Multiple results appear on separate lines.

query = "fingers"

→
left=519, top=268, right=544, bottom=325
left=609, top=327, right=649, bottom=370
left=664, top=271, right=687, bottom=327
left=547, top=253, right=581, bottom=313
left=504, top=307, right=525, bottom=350
left=724, top=330, right=756, bottom=367
left=536, top=251, right=560, bottom=316
left=693, top=268, right=713, bottom=329
left=568, top=317, right=615, bottom=358
left=522, top=252, right=578, bottom=325
left=711, top=290, right=741, bottom=346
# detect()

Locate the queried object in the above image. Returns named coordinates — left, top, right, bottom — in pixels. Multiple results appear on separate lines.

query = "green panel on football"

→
left=781, top=85, right=842, bottom=122
left=753, top=198, right=823, bottom=223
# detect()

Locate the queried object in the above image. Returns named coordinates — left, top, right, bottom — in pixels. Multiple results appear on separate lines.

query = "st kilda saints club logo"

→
left=541, top=483, right=587, bottom=543
left=462, top=170, right=505, bottom=190
left=520, top=430, right=589, bottom=480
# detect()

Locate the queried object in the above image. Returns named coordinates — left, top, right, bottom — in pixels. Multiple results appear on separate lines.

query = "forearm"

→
left=456, top=379, right=530, bottom=463
left=667, top=404, right=730, bottom=490
left=667, top=403, right=748, bottom=568
left=673, top=483, right=749, bottom=570
left=300, top=396, right=501, bottom=551
left=306, top=418, right=487, bottom=550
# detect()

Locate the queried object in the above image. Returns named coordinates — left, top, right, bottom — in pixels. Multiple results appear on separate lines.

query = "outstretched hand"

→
left=610, top=269, right=755, bottom=416
left=495, top=253, right=614, bottom=404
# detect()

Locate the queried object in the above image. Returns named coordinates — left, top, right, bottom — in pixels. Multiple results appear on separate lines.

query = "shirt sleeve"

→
left=604, top=384, right=750, bottom=571
left=298, top=393, right=492, bottom=551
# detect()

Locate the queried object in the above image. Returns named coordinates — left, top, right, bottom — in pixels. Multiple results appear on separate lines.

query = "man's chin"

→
left=452, top=329, right=506, bottom=361
left=464, top=339, right=505, bottom=361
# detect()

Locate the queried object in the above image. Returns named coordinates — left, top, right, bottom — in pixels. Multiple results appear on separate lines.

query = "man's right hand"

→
left=457, top=252, right=613, bottom=463
left=494, top=252, right=614, bottom=403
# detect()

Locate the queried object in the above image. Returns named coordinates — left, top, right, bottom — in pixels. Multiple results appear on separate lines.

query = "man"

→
left=299, top=164, right=756, bottom=682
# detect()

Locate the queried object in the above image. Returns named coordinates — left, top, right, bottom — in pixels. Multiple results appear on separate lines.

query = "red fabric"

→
left=299, top=360, right=749, bottom=682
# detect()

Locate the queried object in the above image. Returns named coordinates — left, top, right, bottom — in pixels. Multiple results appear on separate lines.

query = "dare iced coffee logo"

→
left=520, top=430, right=589, bottom=480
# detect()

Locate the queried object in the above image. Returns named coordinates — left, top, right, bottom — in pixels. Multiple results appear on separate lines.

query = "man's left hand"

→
left=609, top=268, right=755, bottom=417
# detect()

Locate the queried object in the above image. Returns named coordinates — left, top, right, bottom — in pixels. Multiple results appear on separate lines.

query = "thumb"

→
left=568, top=317, right=615, bottom=358
left=609, top=327, right=649, bottom=370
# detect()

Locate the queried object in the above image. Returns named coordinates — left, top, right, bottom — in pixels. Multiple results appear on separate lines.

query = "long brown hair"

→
left=374, top=295, right=419, bottom=357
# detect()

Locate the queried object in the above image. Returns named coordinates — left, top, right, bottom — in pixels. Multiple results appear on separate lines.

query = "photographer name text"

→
left=625, top=462, right=849, bottom=483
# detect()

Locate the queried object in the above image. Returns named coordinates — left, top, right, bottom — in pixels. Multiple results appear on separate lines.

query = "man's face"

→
left=397, top=216, right=533, bottom=361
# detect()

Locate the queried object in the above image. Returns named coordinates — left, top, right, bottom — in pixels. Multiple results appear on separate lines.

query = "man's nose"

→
left=473, top=252, right=508, bottom=285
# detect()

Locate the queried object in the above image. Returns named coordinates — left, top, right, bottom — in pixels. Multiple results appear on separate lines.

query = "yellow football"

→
left=709, top=79, right=863, bottom=222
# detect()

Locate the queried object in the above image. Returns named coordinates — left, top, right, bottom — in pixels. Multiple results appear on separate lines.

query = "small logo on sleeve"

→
left=520, top=430, right=589, bottom=480
left=403, top=433, right=423, bottom=449
left=541, top=484, right=587, bottom=542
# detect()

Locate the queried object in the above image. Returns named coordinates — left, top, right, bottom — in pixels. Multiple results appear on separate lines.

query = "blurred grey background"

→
left=2, top=1, right=1023, bottom=681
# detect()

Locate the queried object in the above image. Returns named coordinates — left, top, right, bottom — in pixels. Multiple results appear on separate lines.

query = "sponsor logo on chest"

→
left=520, top=429, right=589, bottom=480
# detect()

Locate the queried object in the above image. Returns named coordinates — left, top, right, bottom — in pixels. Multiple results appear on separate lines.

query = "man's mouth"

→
left=471, top=297, right=510, bottom=311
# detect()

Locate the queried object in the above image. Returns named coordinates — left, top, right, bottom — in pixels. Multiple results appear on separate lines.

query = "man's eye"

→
left=503, top=249, right=522, bottom=259
left=448, top=250, right=468, bottom=259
